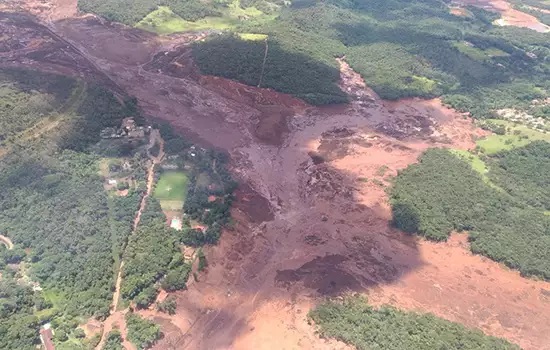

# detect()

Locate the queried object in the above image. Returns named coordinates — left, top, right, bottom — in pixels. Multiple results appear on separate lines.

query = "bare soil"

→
left=3, top=3, right=550, bottom=349
left=0, top=235, right=14, bottom=250
left=456, top=0, right=550, bottom=32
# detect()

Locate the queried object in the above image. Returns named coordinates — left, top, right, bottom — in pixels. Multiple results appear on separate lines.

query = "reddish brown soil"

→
left=4, top=3, right=550, bottom=349
left=456, top=0, right=550, bottom=32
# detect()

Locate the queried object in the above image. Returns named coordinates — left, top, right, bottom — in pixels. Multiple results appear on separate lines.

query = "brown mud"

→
left=3, top=2, right=550, bottom=349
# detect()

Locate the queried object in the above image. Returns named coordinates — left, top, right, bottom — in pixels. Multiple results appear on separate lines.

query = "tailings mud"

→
left=3, top=3, right=550, bottom=349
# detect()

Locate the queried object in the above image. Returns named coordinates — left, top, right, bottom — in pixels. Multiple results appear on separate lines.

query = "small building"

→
left=40, top=323, right=55, bottom=350
left=170, top=217, right=183, bottom=231
left=108, top=179, right=117, bottom=185
left=121, top=117, right=136, bottom=130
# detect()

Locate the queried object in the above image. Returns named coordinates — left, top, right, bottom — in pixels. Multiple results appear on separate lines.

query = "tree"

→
left=157, top=296, right=177, bottom=315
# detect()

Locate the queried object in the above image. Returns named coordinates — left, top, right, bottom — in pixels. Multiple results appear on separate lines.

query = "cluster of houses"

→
left=100, top=117, right=150, bottom=140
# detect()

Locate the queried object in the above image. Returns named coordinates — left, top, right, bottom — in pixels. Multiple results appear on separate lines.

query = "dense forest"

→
left=77, top=0, right=225, bottom=25
left=390, top=144, right=550, bottom=279
left=0, top=68, right=145, bottom=348
left=102, top=330, right=123, bottom=350
left=309, top=296, right=519, bottom=349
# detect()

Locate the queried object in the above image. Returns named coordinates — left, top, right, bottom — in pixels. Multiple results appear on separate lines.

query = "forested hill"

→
left=192, top=0, right=550, bottom=114
left=0, top=68, right=141, bottom=349
left=77, top=0, right=550, bottom=119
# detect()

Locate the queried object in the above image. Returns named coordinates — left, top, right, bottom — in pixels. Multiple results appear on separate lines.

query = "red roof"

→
left=40, top=328, right=55, bottom=350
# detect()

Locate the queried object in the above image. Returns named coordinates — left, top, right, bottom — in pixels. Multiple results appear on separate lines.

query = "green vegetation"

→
left=154, top=171, right=189, bottom=210
left=0, top=68, right=151, bottom=349
left=190, top=0, right=550, bottom=115
left=476, top=119, right=550, bottom=154
left=193, top=34, right=347, bottom=104
left=390, top=145, right=550, bottom=279
left=489, top=141, right=550, bottom=211
left=309, top=296, right=519, bottom=350
left=126, top=313, right=161, bottom=350
left=78, top=0, right=224, bottom=25
left=0, top=69, right=140, bottom=322
left=102, top=330, right=123, bottom=350
left=135, top=1, right=269, bottom=34
left=120, top=200, right=191, bottom=308
left=156, top=295, right=177, bottom=315
left=0, top=67, right=236, bottom=348
left=0, top=279, right=44, bottom=350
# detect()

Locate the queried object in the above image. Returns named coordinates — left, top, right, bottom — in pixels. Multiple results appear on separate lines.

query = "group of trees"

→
left=390, top=145, right=550, bottom=280
left=192, top=34, right=348, bottom=105
left=102, top=330, right=123, bottom=350
left=0, top=279, right=42, bottom=350
left=126, top=313, right=161, bottom=350
left=309, top=296, right=519, bottom=349
left=120, top=215, right=191, bottom=308
left=156, top=295, right=177, bottom=315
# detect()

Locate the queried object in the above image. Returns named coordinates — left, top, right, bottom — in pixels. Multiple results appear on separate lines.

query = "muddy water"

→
left=6, top=6, right=550, bottom=348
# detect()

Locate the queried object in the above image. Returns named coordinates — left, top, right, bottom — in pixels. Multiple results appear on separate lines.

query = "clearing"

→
left=476, top=119, right=550, bottom=154
left=136, top=0, right=268, bottom=35
left=153, top=171, right=188, bottom=210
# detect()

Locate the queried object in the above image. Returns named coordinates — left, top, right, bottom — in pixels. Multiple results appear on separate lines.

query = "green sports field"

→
left=154, top=171, right=188, bottom=210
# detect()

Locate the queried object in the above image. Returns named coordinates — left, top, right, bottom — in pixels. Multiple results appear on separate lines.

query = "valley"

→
left=1, top=0, right=550, bottom=349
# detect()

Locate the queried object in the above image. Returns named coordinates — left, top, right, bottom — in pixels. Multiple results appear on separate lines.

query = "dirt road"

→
left=4, top=2, right=550, bottom=349
left=96, top=130, right=164, bottom=350
left=0, top=235, right=13, bottom=250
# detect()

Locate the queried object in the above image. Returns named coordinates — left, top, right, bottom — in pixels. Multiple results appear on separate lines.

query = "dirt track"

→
left=96, top=129, right=164, bottom=350
left=4, top=2, right=550, bottom=349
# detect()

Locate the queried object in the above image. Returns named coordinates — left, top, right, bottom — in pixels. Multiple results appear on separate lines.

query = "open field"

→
left=154, top=170, right=188, bottom=210
left=476, top=119, right=550, bottom=154
left=136, top=6, right=236, bottom=34
left=136, top=0, right=269, bottom=35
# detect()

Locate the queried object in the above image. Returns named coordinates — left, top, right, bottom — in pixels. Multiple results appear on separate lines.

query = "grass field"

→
left=238, top=33, right=268, bottom=41
left=154, top=171, right=188, bottom=210
left=136, top=1, right=268, bottom=35
left=476, top=119, right=550, bottom=154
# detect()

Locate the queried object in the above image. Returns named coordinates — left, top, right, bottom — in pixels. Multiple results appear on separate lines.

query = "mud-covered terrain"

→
left=3, top=1, right=550, bottom=349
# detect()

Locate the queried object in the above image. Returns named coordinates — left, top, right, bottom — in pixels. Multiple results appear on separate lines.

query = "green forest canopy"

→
left=309, top=296, right=519, bottom=350
left=190, top=0, right=550, bottom=115
left=390, top=143, right=550, bottom=280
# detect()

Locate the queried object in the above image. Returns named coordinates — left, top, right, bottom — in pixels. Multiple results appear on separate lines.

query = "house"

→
left=39, top=323, right=55, bottom=350
left=108, top=179, right=117, bottom=185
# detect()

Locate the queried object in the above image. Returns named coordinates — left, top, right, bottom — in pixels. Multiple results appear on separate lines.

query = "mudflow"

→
left=2, top=1, right=550, bottom=349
